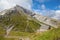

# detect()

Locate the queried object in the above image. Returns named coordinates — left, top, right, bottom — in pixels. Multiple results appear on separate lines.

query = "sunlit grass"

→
left=31, top=28, right=60, bottom=40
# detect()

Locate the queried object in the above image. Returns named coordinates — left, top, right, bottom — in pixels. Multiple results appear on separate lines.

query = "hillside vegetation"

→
left=31, top=28, right=60, bottom=40
left=0, top=5, right=60, bottom=40
left=0, top=9, right=41, bottom=33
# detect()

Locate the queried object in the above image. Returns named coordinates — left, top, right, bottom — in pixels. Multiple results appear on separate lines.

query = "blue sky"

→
left=32, top=0, right=60, bottom=20
left=0, top=0, right=60, bottom=20
left=32, top=0, right=60, bottom=10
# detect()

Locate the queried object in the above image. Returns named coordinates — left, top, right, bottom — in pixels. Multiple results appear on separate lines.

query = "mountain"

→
left=0, top=5, right=60, bottom=34
left=0, top=5, right=41, bottom=34
left=0, top=5, right=60, bottom=40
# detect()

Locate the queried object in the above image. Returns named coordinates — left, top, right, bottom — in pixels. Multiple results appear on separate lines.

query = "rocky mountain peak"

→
left=0, top=5, right=60, bottom=29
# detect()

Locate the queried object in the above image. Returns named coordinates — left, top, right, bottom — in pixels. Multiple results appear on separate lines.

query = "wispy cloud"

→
left=0, top=0, right=16, bottom=11
left=52, top=10, right=60, bottom=20
left=0, top=0, right=32, bottom=11
left=55, top=5, right=60, bottom=9
left=41, top=4, right=46, bottom=9
left=57, top=5, right=60, bottom=9
left=34, top=9, right=60, bottom=20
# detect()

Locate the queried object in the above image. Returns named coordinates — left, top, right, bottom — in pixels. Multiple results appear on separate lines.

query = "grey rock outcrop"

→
left=33, top=13, right=60, bottom=28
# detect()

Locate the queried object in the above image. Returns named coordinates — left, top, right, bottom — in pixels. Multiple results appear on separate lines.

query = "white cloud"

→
left=0, top=0, right=16, bottom=11
left=35, top=9, right=60, bottom=20
left=34, top=9, right=60, bottom=20
left=34, top=10, right=41, bottom=14
left=52, top=10, right=60, bottom=20
left=58, top=5, right=60, bottom=9
left=37, top=4, right=46, bottom=10
left=41, top=4, right=46, bottom=9
left=0, top=0, right=32, bottom=11
left=55, top=5, right=60, bottom=9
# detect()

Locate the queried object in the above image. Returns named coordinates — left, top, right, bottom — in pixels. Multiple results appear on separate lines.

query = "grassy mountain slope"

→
left=0, top=6, right=42, bottom=40
left=0, top=5, right=60, bottom=40
left=31, top=28, right=60, bottom=40
left=0, top=6, right=41, bottom=33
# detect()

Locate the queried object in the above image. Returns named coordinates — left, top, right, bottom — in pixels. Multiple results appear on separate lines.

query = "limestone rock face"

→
left=33, top=14, right=60, bottom=28
left=37, top=24, right=50, bottom=32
